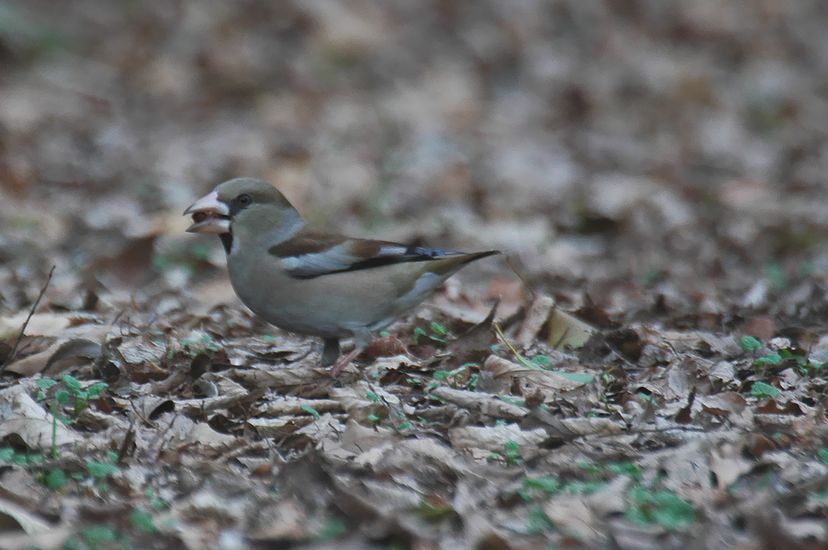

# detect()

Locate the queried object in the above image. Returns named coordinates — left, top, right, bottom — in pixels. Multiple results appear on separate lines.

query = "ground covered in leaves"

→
left=2, top=1, right=828, bottom=549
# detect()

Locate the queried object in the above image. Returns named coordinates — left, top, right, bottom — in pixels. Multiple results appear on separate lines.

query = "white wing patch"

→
left=377, top=245, right=408, bottom=256
left=280, top=243, right=358, bottom=278
left=280, top=243, right=414, bottom=278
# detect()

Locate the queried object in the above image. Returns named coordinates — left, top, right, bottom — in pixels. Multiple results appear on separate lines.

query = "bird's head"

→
left=184, top=178, right=302, bottom=240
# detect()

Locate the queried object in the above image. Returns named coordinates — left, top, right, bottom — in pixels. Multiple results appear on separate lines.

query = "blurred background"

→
left=2, top=0, right=828, bottom=325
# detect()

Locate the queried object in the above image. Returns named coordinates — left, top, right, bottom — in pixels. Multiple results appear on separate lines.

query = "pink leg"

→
left=330, top=347, right=363, bottom=376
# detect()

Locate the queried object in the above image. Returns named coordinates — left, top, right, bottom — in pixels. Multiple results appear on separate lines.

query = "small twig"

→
left=146, top=413, right=179, bottom=464
left=493, top=321, right=538, bottom=370
left=1, top=265, right=55, bottom=372
left=503, top=253, right=536, bottom=300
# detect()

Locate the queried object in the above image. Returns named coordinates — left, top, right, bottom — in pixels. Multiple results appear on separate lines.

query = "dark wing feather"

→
left=269, top=231, right=466, bottom=280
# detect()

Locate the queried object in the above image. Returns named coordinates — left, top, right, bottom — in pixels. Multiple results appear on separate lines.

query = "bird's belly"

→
left=232, top=286, right=343, bottom=338
left=228, top=263, right=394, bottom=339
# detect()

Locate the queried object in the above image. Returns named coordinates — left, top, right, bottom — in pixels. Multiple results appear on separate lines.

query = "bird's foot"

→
left=330, top=347, right=363, bottom=377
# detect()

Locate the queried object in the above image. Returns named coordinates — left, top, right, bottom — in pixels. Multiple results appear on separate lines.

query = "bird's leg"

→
left=330, top=346, right=363, bottom=376
left=329, top=330, right=371, bottom=376
left=321, top=338, right=340, bottom=366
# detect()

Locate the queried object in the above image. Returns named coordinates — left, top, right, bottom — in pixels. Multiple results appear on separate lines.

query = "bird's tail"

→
left=426, top=249, right=500, bottom=276
left=461, top=250, right=501, bottom=264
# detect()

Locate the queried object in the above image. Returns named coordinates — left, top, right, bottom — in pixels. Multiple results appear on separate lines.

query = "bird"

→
left=184, top=177, right=499, bottom=375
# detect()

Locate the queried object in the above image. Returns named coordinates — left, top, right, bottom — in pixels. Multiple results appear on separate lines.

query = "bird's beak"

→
left=184, top=191, right=231, bottom=234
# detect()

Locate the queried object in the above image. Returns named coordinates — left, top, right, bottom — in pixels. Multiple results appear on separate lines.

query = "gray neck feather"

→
left=229, top=207, right=305, bottom=256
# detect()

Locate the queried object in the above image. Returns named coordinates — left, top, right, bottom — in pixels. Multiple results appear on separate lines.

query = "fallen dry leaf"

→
left=0, top=385, right=83, bottom=449
left=547, top=307, right=596, bottom=350
left=484, top=355, right=591, bottom=393
left=0, top=497, right=53, bottom=534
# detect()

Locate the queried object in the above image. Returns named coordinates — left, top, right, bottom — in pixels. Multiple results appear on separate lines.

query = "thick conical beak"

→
left=184, top=191, right=231, bottom=234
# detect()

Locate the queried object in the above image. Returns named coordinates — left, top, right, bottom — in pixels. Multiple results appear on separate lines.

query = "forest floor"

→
left=1, top=2, right=828, bottom=549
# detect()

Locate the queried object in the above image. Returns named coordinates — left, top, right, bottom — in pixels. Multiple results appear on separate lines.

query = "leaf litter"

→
left=2, top=1, right=828, bottom=549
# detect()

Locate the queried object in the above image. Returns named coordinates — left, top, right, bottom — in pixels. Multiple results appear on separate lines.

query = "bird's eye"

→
left=238, top=194, right=252, bottom=207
